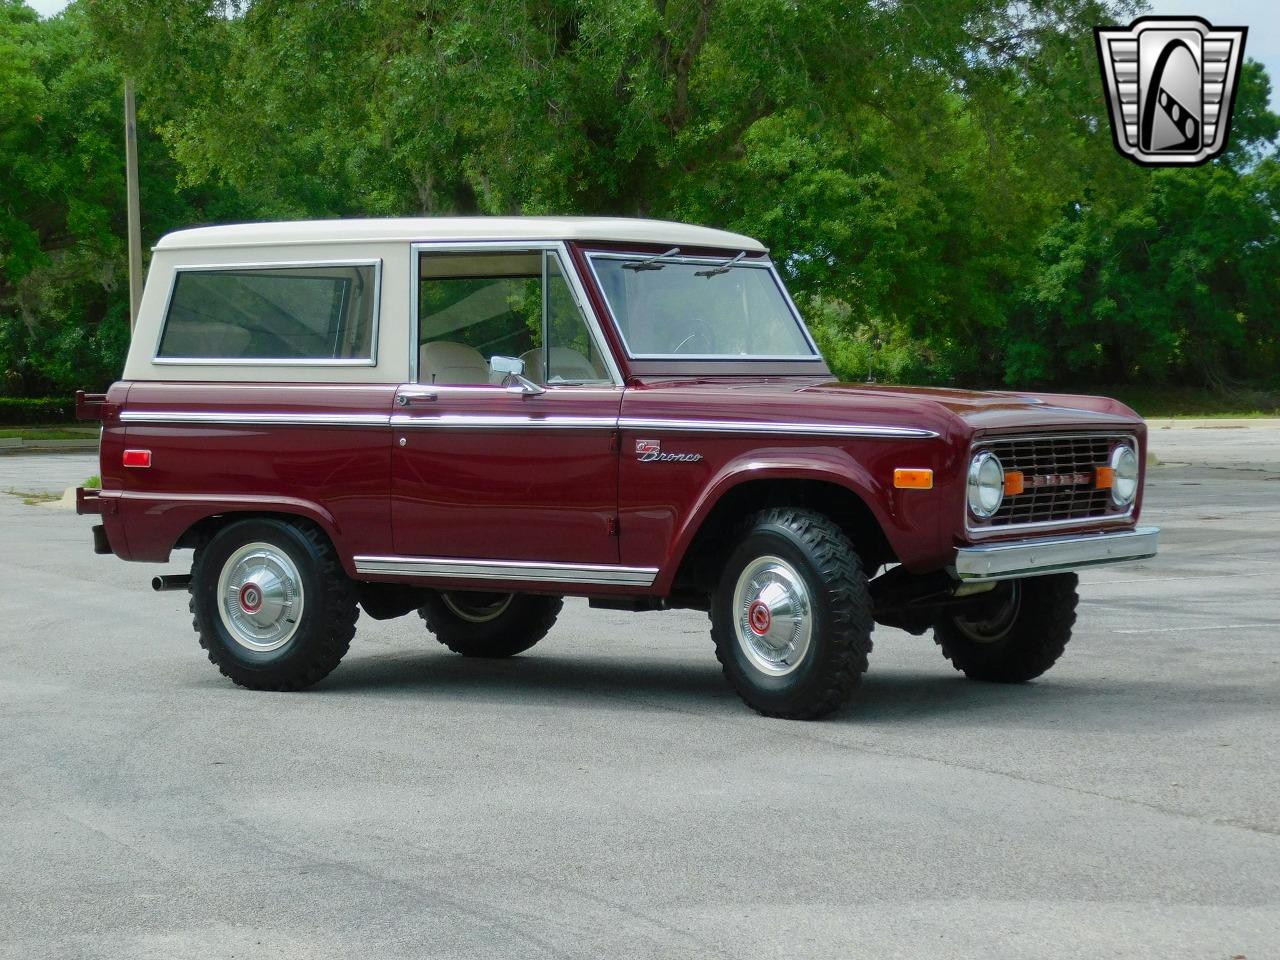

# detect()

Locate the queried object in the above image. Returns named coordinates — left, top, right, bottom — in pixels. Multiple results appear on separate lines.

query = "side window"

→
left=417, top=250, right=609, bottom=386
left=157, top=263, right=377, bottom=362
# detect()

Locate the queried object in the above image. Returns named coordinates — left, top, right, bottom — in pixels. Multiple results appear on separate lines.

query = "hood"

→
left=627, top=377, right=1144, bottom=437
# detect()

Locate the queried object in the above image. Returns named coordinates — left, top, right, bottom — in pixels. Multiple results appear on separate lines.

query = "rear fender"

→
left=113, top=492, right=350, bottom=573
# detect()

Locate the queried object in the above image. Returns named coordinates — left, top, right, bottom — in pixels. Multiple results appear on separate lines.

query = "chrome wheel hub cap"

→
left=732, top=555, right=813, bottom=676
left=217, top=541, right=304, bottom=653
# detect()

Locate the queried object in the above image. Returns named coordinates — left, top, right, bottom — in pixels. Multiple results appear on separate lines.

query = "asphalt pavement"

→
left=1, top=428, right=1277, bottom=959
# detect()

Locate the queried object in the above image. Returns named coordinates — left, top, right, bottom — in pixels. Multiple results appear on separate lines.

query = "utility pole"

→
left=124, top=78, right=143, bottom=332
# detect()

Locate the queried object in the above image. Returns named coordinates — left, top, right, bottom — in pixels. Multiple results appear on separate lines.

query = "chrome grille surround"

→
left=966, top=432, right=1137, bottom=534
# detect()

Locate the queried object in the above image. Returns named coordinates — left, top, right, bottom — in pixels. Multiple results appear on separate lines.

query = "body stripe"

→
left=120, top=409, right=937, bottom=439
left=120, top=411, right=389, bottom=427
left=618, top=418, right=939, bottom=439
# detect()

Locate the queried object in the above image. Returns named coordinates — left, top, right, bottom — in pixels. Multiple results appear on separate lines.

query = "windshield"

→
left=589, top=254, right=819, bottom=359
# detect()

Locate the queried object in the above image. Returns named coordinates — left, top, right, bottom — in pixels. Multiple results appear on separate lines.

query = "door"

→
left=391, top=245, right=623, bottom=565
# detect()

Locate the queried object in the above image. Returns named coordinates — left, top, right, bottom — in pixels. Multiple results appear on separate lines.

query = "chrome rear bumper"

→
left=954, top=527, right=1159, bottom=582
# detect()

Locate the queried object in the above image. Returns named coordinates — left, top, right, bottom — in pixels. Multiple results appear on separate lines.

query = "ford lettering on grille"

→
left=973, top=434, right=1131, bottom=527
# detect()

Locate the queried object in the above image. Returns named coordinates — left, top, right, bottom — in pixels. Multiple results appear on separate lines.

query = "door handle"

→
left=396, top=392, right=437, bottom=406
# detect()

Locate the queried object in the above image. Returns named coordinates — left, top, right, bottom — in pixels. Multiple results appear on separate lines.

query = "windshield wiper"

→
left=694, top=251, right=747, bottom=278
left=623, top=247, right=681, bottom=271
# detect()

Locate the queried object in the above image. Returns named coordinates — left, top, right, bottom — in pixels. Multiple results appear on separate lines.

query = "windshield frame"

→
left=584, top=250, right=826, bottom=367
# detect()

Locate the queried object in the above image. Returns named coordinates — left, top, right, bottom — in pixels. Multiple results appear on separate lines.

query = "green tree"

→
left=0, top=0, right=255, bottom=395
left=1009, top=62, right=1280, bottom=389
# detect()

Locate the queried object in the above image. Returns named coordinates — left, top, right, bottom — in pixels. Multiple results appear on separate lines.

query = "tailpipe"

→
left=152, top=574, right=192, bottom=592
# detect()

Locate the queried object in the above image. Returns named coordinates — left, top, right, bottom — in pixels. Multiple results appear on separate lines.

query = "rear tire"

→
left=933, top=574, right=1078, bottom=682
left=189, top=518, right=358, bottom=690
left=419, top=592, right=562, bottom=658
left=710, top=507, right=873, bottom=720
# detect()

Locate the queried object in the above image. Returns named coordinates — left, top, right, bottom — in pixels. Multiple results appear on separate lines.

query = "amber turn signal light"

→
left=1003, top=470, right=1025, bottom=496
left=893, top=468, right=933, bottom=490
left=1095, top=466, right=1115, bottom=490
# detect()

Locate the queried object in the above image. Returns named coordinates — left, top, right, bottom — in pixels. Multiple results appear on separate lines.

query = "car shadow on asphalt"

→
left=317, top=650, right=730, bottom=707
left=298, top=649, right=1256, bottom=730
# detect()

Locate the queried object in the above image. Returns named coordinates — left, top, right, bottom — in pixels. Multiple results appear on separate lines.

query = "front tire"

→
left=711, top=508, right=873, bottom=720
left=933, top=574, right=1079, bottom=682
left=419, top=592, right=562, bottom=658
left=189, top=518, right=359, bottom=690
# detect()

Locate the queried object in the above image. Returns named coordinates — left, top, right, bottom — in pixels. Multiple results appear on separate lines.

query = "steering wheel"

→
left=672, top=317, right=715, bottom=355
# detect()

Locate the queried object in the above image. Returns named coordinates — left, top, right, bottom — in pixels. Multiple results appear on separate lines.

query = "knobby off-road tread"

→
left=711, top=507, right=874, bottom=720
left=934, top=573, right=1079, bottom=683
left=189, top=520, right=359, bottom=691
left=419, top=594, right=563, bottom=658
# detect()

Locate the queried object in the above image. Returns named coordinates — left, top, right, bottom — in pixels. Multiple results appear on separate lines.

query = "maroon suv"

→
left=76, top=217, right=1158, bottom=718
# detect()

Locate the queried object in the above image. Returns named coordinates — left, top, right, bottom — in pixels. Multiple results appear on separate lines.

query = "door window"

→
left=417, top=250, right=610, bottom=385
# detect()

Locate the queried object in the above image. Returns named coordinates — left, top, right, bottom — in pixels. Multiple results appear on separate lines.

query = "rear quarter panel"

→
left=107, top=382, right=396, bottom=572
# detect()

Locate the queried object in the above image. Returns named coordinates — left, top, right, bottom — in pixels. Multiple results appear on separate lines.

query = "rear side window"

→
left=156, top=262, right=379, bottom=363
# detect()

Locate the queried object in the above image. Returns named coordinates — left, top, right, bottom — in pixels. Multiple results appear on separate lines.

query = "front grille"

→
left=974, top=433, right=1130, bottom=528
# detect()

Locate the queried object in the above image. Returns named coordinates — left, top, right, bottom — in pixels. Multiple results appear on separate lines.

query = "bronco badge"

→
left=1096, top=16, right=1247, bottom=167
left=635, top=439, right=703, bottom=463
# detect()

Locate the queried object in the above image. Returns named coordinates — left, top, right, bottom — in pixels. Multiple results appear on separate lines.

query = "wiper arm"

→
left=694, top=251, right=747, bottom=278
left=623, top=247, right=681, bottom=271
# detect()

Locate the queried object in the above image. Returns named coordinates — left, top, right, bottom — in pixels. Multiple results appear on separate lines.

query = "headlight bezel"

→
left=967, top=450, right=1005, bottom=520
left=1109, top=442, right=1140, bottom=507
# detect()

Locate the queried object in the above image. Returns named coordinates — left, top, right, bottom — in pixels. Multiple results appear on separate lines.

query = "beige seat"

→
left=519, top=346, right=605, bottom=384
left=419, top=340, right=489, bottom=385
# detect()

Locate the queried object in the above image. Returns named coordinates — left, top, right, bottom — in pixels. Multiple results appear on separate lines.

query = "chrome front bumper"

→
left=953, top=527, right=1160, bottom=582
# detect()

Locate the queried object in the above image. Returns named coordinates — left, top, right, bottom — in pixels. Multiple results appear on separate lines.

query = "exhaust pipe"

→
left=152, top=574, right=192, bottom=592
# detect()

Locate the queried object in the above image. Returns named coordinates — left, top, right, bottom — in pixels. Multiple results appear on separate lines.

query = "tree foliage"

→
left=1, top=0, right=1278, bottom=396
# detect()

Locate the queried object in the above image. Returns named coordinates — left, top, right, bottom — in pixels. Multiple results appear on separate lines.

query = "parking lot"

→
left=2, top=426, right=1278, bottom=959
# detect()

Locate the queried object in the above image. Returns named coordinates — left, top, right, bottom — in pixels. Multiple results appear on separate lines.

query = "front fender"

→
left=654, top=446, right=919, bottom=593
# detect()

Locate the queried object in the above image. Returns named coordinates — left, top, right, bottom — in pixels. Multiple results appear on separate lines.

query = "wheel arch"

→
left=170, top=503, right=349, bottom=573
left=661, top=468, right=896, bottom=597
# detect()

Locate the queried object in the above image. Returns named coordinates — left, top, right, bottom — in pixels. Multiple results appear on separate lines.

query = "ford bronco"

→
left=76, top=217, right=1158, bottom=719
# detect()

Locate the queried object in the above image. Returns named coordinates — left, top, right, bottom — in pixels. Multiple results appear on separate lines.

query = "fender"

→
left=111, top=490, right=351, bottom=574
left=653, top=448, right=905, bottom=593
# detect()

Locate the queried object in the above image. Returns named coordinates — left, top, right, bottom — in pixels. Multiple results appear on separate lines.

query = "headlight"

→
left=967, top=451, right=1005, bottom=519
left=1110, top=443, right=1139, bottom=506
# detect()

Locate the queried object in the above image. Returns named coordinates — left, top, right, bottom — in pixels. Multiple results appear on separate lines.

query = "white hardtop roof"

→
left=154, top=216, right=768, bottom=253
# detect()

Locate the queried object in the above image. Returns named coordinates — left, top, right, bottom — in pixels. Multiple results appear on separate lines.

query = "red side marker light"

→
left=122, top=449, right=152, bottom=468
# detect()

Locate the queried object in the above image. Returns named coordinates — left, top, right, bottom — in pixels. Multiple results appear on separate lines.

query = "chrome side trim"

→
left=153, top=258, right=383, bottom=367
left=354, top=555, right=658, bottom=586
left=953, top=527, right=1159, bottom=582
left=618, top=418, right=939, bottom=439
left=120, top=411, right=390, bottom=428
left=391, top=414, right=617, bottom=430
left=118, top=410, right=937, bottom=438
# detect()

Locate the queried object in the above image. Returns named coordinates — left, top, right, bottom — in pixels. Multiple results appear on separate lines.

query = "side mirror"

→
left=488, top=354, right=524, bottom=384
left=489, top=355, right=545, bottom=396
